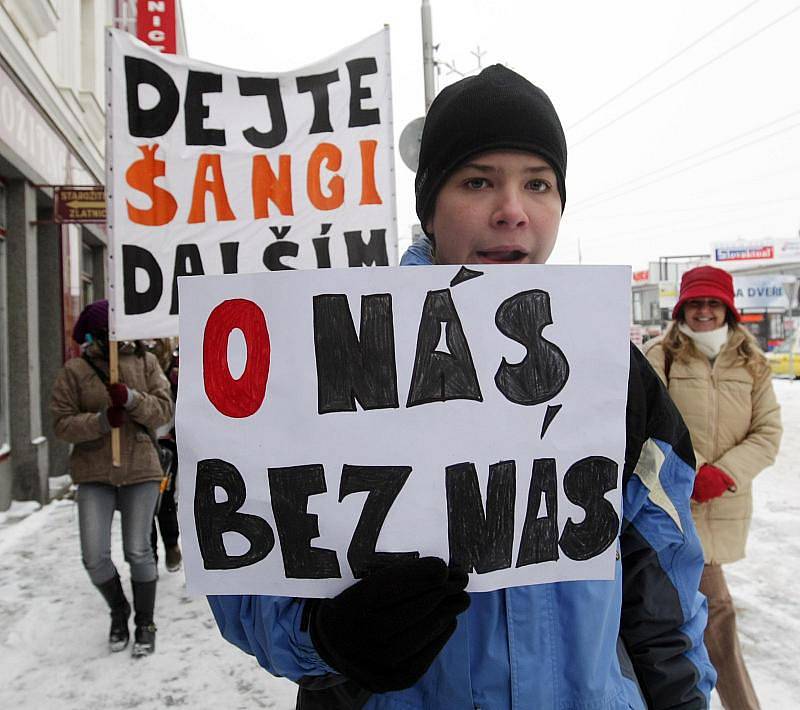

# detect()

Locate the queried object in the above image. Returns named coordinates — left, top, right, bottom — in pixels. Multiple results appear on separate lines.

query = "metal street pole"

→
left=421, top=0, right=436, bottom=111
left=788, top=278, right=798, bottom=379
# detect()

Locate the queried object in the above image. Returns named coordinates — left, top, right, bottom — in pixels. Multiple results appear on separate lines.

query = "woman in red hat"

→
left=644, top=265, right=782, bottom=709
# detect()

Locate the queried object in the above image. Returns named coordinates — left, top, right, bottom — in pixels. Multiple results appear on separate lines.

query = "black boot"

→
left=131, top=579, right=157, bottom=657
left=95, top=574, right=131, bottom=652
left=165, top=543, right=182, bottom=572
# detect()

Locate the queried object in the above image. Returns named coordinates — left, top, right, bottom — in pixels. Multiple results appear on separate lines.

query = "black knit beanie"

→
left=415, top=64, right=567, bottom=231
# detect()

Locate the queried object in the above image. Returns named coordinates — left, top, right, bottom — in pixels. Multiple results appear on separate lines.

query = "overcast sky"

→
left=180, top=0, right=800, bottom=269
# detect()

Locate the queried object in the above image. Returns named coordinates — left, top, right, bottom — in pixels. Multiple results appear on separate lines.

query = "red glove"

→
left=107, top=383, right=130, bottom=408
left=692, top=464, right=736, bottom=503
left=106, top=405, right=127, bottom=428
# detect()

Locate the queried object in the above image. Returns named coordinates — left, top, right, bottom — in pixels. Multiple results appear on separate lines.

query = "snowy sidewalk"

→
left=1, top=381, right=799, bottom=709
left=0, top=499, right=297, bottom=709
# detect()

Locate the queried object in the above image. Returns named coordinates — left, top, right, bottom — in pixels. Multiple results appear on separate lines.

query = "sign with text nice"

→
left=106, top=28, right=396, bottom=340
left=176, top=265, right=631, bottom=597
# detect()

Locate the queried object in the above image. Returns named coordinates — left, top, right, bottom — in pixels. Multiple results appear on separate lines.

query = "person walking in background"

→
left=645, top=266, right=782, bottom=709
left=50, top=300, right=174, bottom=656
left=147, top=339, right=182, bottom=573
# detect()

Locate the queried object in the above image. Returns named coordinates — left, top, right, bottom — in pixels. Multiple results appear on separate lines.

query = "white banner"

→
left=106, top=28, right=397, bottom=339
left=177, top=265, right=631, bottom=597
left=734, top=275, right=793, bottom=311
left=712, top=238, right=800, bottom=269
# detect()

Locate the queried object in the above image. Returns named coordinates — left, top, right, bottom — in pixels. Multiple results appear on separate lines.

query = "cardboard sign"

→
left=177, top=265, right=631, bottom=597
left=106, top=28, right=397, bottom=340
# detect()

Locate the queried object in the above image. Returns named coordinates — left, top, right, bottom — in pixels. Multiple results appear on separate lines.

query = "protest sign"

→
left=106, top=28, right=396, bottom=340
left=177, top=264, right=631, bottom=597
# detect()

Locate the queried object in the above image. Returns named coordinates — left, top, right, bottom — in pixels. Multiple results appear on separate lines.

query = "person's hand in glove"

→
left=692, top=464, right=736, bottom=503
left=107, top=383, right=134, bottom=408
left=306, top=556, right=470, bottom=693
left=104, top=405, right=127, bottom=429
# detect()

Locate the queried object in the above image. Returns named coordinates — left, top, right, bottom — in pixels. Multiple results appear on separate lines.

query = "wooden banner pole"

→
left=109, top=339, right=121, bottom=467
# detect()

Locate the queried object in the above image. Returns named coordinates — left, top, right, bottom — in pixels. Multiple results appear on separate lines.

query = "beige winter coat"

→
left=50, top=344, right=174, bottom=487
left=644, top=327, right=781, bottom=563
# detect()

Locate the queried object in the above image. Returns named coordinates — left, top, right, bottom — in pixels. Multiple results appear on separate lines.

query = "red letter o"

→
left=203, top=299, right=270, bottom=418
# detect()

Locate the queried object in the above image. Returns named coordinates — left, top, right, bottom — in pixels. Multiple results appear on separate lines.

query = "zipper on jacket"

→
left=710, top=357, right=719, bottom=462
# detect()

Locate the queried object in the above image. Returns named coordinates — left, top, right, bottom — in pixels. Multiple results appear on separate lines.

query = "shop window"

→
left=768, top=314, right=783, bottom=340
left=632, top=292, right=642, bottom=322
left=81, top=242, right=94, bottom=308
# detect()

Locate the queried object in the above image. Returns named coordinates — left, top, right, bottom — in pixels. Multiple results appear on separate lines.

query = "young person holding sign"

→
left=209, top=66, right=715, bottom=708
left=51, top=300, right=174, bottom=656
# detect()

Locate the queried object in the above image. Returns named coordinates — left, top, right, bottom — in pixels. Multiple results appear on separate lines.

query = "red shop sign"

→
left=137, top=0, right=177, bottom=54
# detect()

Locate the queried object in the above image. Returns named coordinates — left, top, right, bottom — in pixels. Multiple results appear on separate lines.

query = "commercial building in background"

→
left=630, top=256, right=706, bottom=344
left=0, top=1, right=186, bottom=511
left=709, top=238, right=800, bottom=348
left=631, top=237, right=800, bottom=351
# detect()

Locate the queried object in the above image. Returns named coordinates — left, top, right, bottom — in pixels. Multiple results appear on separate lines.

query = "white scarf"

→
left=678, top=322, right=729, bottom=360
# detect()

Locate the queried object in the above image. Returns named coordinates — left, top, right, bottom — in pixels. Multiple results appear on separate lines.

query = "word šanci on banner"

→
left=193, top=286, right=620, bottom=582
left=123, top=55, right=384, bottom=228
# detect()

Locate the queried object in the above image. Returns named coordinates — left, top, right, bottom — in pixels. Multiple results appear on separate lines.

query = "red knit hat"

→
left=672, top=266, right=740, bottom=322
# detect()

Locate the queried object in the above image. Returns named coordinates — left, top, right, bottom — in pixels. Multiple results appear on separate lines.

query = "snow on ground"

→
left=710, top=378, right=800, bottom=708
left=1, top=381, right=799, bottom=709
left=0, top=499, right=297, bottom=709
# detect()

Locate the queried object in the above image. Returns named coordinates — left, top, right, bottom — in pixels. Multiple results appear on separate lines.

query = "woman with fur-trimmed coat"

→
left=645, top=265, right=781, bottom=710
left=51, top=299, right=174, bottom=657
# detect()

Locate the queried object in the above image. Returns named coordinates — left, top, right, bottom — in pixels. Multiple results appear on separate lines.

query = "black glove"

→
left=306, top=557, right=470, bottom=693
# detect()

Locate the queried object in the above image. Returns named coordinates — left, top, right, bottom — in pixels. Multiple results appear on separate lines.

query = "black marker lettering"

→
left=494, top=290, right=569, bottom=405
left=313, top=294, right=398, bottom=413
left=170, top=243, right=205, bottom=314
left=262, top=241, right=298, bottom=270
left=407, top=289, right=483, bottom=407
left=194, top=458, right=274, bottom=570
left=239, top=76, right=287, bottom=149
left=122, top=244, right=163, bottom=315
left=268, top=464, right=341, bottom=579
left=346, top=57, right=380, bottom=127
left=124, top=56, right=179, bottom=138
left=340, top=464, right=417, bottom=577
left=184, top=70, right=226, bottom=146
left=344, top=229, right=389, bottom=267
left=296, top=70, right=340, bottom=134
left=516, top=458, right=559, bottom=567
left=446, top=460, right=515, bottom=573
left=559, top=456, right=619, bottom=560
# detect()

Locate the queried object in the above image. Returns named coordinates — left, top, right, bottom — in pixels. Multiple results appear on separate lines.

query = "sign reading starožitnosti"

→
left=106, top=28, right=397, bottom=340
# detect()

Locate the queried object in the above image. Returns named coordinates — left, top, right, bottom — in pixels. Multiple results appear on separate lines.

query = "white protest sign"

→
left=177, top=265, right=631, bottom=597
left=106, top=28, right=396, bottom=340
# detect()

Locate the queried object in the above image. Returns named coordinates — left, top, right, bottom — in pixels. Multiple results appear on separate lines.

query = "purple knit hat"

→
left=72, top=299, right=109, bottom=344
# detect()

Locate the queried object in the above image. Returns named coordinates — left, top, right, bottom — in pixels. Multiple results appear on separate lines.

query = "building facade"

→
left=0, top=0, right=185, bottom=511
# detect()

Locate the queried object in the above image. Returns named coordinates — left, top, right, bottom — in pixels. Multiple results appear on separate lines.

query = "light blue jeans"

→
left=77, top=481, right=160, bottom=585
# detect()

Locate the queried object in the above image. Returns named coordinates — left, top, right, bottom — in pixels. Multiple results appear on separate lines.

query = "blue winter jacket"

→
left=209, top=239, right=715, bottom=709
